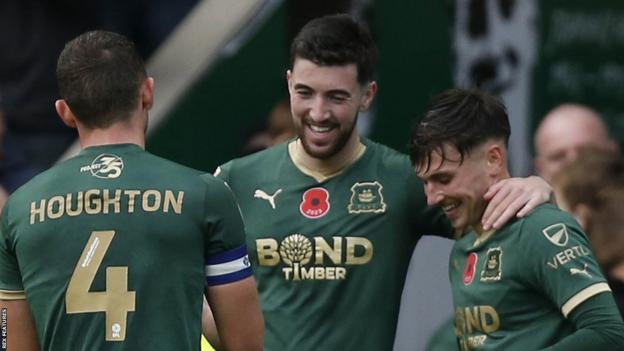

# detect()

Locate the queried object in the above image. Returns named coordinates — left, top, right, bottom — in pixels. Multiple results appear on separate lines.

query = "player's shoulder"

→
left=215, top=142, right=289, bottom=179
left=361, top=138, right=411, bottom=168
left=520, top=203, right=580, bottom=230
left=142, top=151, right=204, bottom=177
left=513, top=203, right=587, bottom=248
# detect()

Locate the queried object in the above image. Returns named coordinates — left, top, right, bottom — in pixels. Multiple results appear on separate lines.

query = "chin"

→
left=301, top=140, right=340, bottom=159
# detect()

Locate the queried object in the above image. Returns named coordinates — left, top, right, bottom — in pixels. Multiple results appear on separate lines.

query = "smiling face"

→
left=287, top=58, right=376, bottom=160
left=416, top=143, right=497, bottom=233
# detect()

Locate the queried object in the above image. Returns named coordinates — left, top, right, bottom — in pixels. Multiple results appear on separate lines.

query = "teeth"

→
left=310, top=125, right=331, bottom=133
left=442, top=202, right=459, bottom=212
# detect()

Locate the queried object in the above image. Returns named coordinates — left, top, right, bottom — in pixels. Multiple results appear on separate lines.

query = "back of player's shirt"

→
left=0, top=144, right=250, bottom=350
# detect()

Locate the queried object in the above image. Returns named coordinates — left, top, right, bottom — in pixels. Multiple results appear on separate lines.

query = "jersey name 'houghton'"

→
left=30, top=189, right=184, bottom=224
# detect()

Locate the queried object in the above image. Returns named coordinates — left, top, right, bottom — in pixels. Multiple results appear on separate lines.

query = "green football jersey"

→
left=216, top=138, right=451, bottom=350
left=450, top=204, right=610, bottom=350
left=0, top=144, right=252, bottom=351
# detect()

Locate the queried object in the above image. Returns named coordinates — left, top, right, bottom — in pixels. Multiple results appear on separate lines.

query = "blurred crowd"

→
left=0, top=0, right=198, bottom=206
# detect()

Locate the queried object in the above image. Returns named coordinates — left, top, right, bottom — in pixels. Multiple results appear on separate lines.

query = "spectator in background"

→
left=241, top=98, right=297, bottom=155
left=553, top=147, right=624, bottom=315
left=534, top=103, right=618, bottom=183
left=0, top=0, right=97, bottom=189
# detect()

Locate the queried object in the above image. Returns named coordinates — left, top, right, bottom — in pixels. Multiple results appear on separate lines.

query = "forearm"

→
left=0, top=299, right=40, bottom=351
left=540, top=292, right=624, bottom=351
left=202, top=296, right=222, bottom=350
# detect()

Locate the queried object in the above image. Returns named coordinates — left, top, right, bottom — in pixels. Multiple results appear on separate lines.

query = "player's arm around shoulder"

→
left=520, top=206, right=624, bottom=350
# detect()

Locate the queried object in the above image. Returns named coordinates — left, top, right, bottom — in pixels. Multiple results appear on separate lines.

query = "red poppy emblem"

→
left=300, top=187, right=330, bottom=219
left=463, top=253, right=478, bottom=285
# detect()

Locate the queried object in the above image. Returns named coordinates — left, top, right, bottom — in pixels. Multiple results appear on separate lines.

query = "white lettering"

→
left=547, top=246, right=592, bottom=269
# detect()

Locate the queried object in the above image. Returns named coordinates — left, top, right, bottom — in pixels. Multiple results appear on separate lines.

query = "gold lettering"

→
left=142, top=190, right=161, bottom=212
left=282, top=267, right=293, bottom=280
left=345, top=237, right=373, bottom=264
left=479, top=305, right=500, bottom=333
left=66, top=192, right=83, bottom=217
left=336, top=267, right=346, bottom=279
left=124, top=190, right=140, bottom=213
left=256, top=239, right=280, bottom=266
left=465, top=307, right=480, bottom=334
left=30, top=199, right=46, bottom=224
left=314, top=237, right=342, bottom=264
left=163, top=191, right=183, bottom=214
left=47, top=196, right=65, bottom=219
left=103, top=190, right=121, bottom=214
left=325, top=267, right=336, bottom=280
left=301, top=267, right=314, bottom=280
left=85, top=189, right=102, bottom=214
left=314, top=267, right=325, bottom=279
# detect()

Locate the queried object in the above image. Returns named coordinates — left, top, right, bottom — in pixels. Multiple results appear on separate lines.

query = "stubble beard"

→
left=298, top=115, right=358, bottom=160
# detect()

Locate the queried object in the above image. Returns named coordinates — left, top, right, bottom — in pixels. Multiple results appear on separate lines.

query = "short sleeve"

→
left=200, top=174, right=252, bottom=286
left=522, top=206, right=610, bottom=318
left=0, top=201, right=26, bottom=299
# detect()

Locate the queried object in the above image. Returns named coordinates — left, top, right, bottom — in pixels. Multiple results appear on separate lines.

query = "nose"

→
left=308, top=96, right=329, bottom=122
left=424, top=183, right=442, bottom=207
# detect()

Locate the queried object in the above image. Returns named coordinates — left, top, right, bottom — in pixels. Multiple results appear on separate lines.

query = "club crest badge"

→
left=542, top=223, right=569, bottom=247
left=300, top=187, right=330, bottom=219
left=481, top=247, right=502, bottom=282
left=463, top=252, right=479, bottom=285
left=348, top=181, right=387, bottom=214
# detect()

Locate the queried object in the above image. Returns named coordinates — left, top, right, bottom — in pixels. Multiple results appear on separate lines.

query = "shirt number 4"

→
left=65, top=230, right=136, bottom=341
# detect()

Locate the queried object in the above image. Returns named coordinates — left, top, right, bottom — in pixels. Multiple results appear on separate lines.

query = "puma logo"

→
left=254, top=189, right=282, bottom=209
left=570, top=264, right=591, bottom=278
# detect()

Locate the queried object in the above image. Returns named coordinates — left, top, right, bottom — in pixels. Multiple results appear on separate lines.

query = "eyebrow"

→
left=293, top=83, right=351, bottom=97
left=419, top=170, right=454, bottom=182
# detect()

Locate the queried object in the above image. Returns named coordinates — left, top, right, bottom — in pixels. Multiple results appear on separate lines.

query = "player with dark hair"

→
left=0, top=30, right=263, bottom=351
left=410, top=88, right=624, bottom=350
left=207, top=14, right=553, bottom=350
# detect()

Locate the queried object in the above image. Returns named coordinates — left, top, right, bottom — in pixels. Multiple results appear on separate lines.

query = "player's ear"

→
left=486, top=143, right=506, bottom=175
left=286, top=69, right=293, bottom=93
left=359, top=81, right=377, bottom=112
left=55, top=99, right=77, bottom=128
left=140, top=77, right=154, bottom=111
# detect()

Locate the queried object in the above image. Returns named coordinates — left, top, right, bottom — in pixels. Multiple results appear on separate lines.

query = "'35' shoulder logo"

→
left=81, top=154, right=124, bottom=179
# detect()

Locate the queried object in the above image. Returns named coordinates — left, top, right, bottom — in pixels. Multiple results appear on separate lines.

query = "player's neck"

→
left=78, top=119, right=146, bottom=149
left=289, top=135, right=365, bottom=182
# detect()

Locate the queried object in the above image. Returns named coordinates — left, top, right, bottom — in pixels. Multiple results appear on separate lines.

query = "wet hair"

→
left=290, top=14, right=377, bottom=84
left=56, top=30, right=146, bottom=128
left=409, top=88, right=510, bottom=172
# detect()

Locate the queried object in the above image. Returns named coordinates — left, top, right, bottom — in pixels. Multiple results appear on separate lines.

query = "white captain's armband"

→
left=205, top=245, right=252, bottom=286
